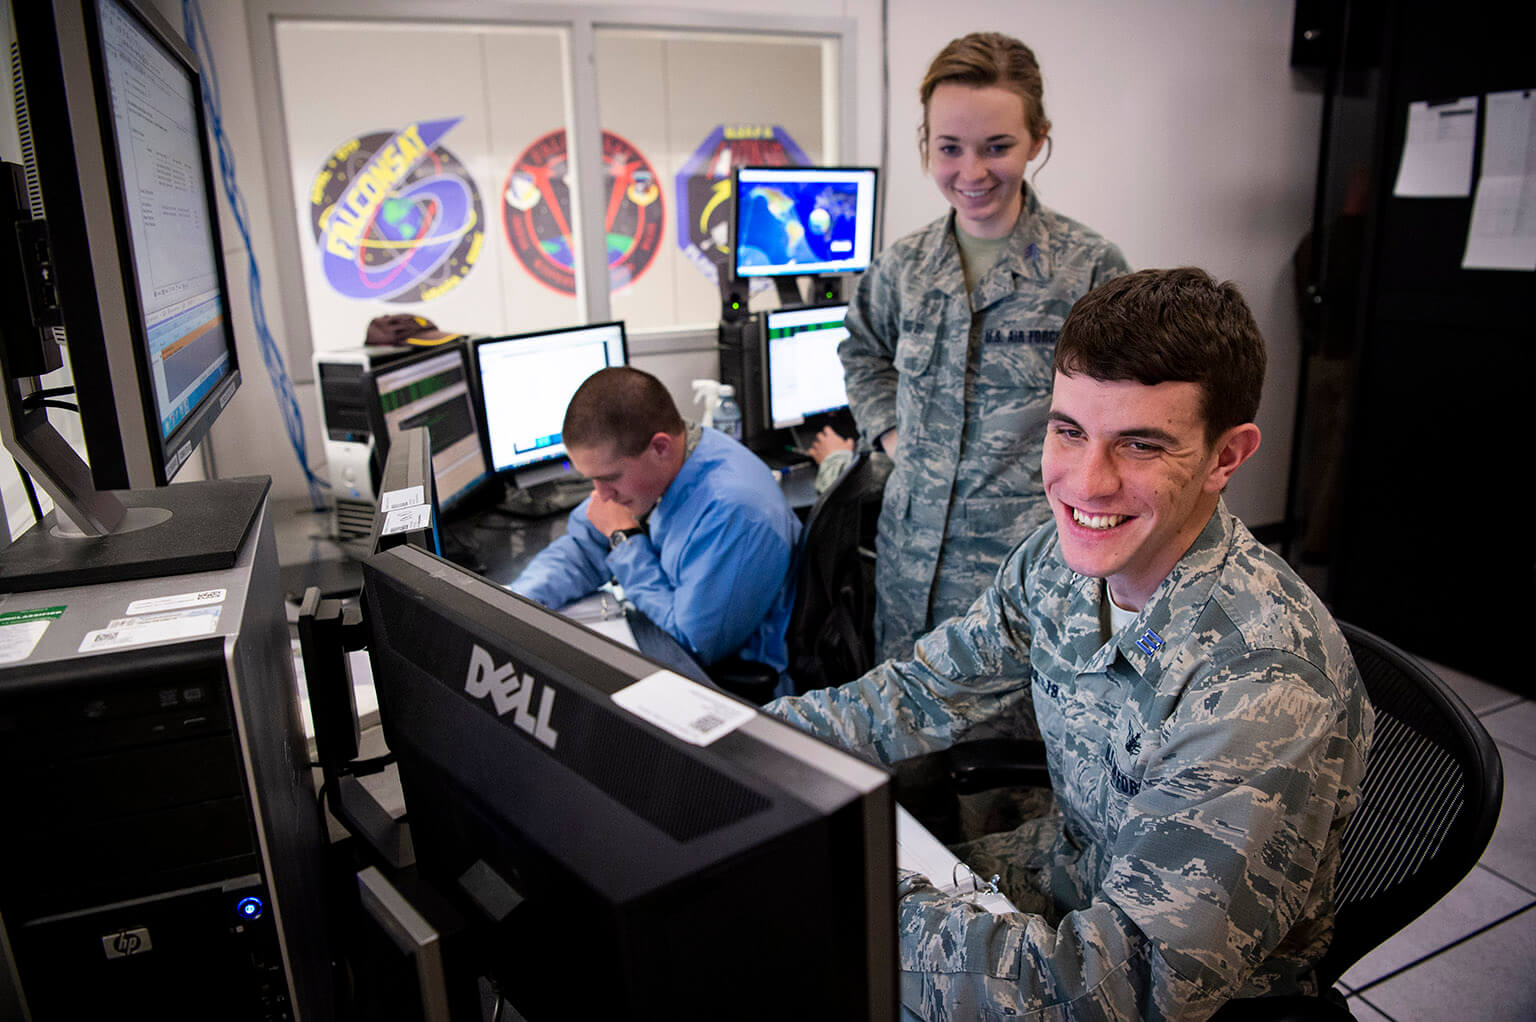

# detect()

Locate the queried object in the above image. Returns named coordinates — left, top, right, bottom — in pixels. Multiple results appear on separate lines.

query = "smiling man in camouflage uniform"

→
left=768, top=268, right=1373, bottom=1021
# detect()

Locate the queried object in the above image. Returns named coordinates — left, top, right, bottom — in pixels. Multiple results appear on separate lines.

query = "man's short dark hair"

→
left=1054, top=267, right=1266, bottom=443
left=562, top=366, right=685, bottom=457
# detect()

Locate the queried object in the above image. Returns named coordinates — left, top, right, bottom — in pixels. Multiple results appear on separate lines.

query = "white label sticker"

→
left=610, top=669, right=756, bottom=746
left=125, top=589, right=227, bottom=616
left=380, top=486, right=425, bottom=512
left=381, top=504, right=431, bottom=536
left=79, top=606, right=221, bottom=652
left=0, top=607, right=63, bottom=665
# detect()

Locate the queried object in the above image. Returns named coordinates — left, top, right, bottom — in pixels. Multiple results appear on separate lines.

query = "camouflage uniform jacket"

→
left=768, top=502, right=1373, bottom=1020
left=840, top=188, right=1130, bottom=662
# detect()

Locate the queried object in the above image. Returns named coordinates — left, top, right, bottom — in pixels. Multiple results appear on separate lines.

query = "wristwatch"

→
left=609, top=527, right=645, bottom=551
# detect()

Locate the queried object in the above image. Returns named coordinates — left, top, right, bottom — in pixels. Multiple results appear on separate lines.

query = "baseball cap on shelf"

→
left=365, top=314, right=464, bottom=347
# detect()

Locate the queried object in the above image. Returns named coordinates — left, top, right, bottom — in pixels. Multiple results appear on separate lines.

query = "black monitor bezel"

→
left=468, top=321, right=629, bottom=480
left=363, top=341, right=490, bottom=514
left=730, top=165, right=880, bottom=281
left=360, top=541, right=898, bottom=1016
left=761, top=301, right=853, bottom=430
left=10, top=0, right=241, bottom=489
left=366, top=424, right=441, bottom=559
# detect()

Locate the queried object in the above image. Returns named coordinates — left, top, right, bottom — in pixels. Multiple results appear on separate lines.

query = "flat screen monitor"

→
left=763, top=303, right=852, bottom=430
left=361, top=542, right=898, bottom=1019
left=471, top=322, right=627, bottom=487
left=733, top=166, right=878, bottom=279
left=366, top=425, right=442, bottom=559
left=4, top=0, right=239, bottom=495
left=367, top=344, right=490, bottom=513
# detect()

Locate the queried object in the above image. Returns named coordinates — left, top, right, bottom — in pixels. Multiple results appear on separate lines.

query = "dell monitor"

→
left=733, top=166, right=878, bottom=286
left=361, top=541, right=898, bottom=1018
left=763, top=303, right=852, bottom=436
left=366, top=343, right=491, bottom=515
left=2, top=0, right=240, bottom=536
left=471, top=322, right=627, bottom=490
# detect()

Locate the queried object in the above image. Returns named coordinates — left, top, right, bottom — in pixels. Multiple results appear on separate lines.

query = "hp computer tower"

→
left=0, top=495, right=333, bottom=1020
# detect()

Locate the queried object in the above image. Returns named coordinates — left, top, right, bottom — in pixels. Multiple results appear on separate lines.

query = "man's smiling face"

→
left=1042, top=371, right=1257, bottom=611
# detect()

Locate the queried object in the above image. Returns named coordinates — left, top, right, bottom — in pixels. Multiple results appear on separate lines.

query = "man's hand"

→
left=880, top=428, right=898, bottom=456
left=586, top=491, right=642, bottom=538
left=807, top=425, right=855, bottom=465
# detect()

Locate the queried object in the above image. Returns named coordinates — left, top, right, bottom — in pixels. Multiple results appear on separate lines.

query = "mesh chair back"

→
left=785, top=451, right=888, bottom=694
left=1316, top=622, right=1505, bottom=987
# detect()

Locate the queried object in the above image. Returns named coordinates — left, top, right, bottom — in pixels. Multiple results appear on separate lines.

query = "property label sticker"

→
left=79, top=606, right=221, bottom=653
left=380, top=486, right=425, bottom=512
left=610, top=669, right=756, bottom=746
left=125, top=589, right=227, bottom=616
left=381, top=504, right=431, bottom=536
left=0, top=606, right=66, bottom=664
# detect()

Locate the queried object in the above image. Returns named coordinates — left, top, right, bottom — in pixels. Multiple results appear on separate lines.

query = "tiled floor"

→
left=1340, top=657, right=1536, bottom=1021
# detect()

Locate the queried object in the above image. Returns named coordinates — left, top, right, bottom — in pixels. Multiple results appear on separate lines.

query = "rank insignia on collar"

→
left=1135, top=629, right=1165, bottom=656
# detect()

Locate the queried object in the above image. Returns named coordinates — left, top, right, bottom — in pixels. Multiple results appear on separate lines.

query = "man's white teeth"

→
left=1073, top=509, right=1128, bottom=530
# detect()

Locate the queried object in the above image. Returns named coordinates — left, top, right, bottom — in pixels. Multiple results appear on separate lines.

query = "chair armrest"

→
left=706, top=656, right=779, bottom=705
left=1210, top=992, right=1355, bottom=1021
left=946, top=738, right=1050, bottom=794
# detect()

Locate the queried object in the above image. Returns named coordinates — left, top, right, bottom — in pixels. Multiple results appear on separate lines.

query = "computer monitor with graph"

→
left=763, top=303, right=851, bottom=431
left=367, top=344, right=491, bottom=513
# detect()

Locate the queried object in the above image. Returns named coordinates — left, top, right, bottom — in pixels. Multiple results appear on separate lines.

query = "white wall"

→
left=883, top=0, right=1319, bottom=525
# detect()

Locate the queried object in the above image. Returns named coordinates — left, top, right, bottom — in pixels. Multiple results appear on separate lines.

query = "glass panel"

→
left=273, top=21, right=578, bottom=349
left=593, top=29, right=835, bottom=330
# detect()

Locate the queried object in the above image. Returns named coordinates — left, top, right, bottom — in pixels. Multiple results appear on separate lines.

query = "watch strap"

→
left=609, top=526, right=645, bottom=550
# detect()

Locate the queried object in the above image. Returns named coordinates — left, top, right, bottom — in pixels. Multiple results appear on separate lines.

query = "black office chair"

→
left=1302, top=622, right=1504, bottom=1000
left=706, top=451, right=888, bottom=705
left=907, top=622, right=1505, bottom=1021
left=783, top=449, right=889, bottom=695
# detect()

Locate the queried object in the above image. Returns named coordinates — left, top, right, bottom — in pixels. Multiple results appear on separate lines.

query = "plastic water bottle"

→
left=714, top=384, right=742, bottom=441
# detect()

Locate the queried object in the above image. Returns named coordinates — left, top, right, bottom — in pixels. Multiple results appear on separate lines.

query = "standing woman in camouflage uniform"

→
left=842, top=32, right=1130, bottom=661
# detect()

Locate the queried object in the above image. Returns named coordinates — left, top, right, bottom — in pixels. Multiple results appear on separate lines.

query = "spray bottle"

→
left=691, top=379, right=722, bottom=428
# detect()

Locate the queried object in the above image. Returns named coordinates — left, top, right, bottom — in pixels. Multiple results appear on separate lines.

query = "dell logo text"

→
left=465, top=645, right=559, bottom=749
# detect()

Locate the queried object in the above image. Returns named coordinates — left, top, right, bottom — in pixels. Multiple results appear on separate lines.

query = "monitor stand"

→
left=770, top=275, right=840, bottom=309
left=0, top=477, right=270, bottom=593
left=773, top=276, right=805, bottom=307
left=497, top=462, right=593, bottom=520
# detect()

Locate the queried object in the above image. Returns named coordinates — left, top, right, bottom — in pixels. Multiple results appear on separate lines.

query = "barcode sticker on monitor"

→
left=381, top=505, right=431, bottom=536
left=380, top=485, right=426, bottom=512
left=611, top=670, right=756, bottom=746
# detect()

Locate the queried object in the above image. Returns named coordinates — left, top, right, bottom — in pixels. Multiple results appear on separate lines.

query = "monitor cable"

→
left=181, top=0, right=328, bottom=508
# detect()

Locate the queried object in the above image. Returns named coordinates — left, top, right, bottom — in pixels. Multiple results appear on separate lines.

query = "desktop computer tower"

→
left=313, top=344, right=415, bottom=538
left=716, top=317, right=767, bottom=447
left=0, top=496, right=333, bottom=1020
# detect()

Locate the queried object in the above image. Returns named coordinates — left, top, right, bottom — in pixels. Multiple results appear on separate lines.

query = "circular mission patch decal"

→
left=502, top=129, right=664, bottom=296
left=310, top=118, right=485, bottom=303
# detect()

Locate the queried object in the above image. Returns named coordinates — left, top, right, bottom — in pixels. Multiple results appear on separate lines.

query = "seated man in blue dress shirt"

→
left=511, top=367, right=801, bottom=687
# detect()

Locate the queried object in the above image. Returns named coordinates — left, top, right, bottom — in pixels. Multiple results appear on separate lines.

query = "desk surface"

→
left=275, top=457, right=818, bottom=600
